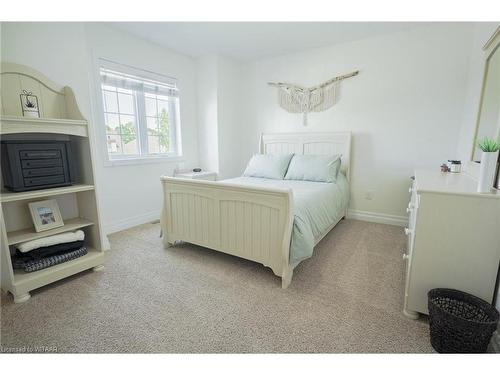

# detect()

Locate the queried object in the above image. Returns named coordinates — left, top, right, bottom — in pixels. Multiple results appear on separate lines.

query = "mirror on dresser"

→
left=471, top=27, right=500, bottom=188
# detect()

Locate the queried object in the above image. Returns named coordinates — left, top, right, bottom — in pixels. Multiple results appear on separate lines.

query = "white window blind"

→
left=100, top=68, right=179, bottom=97
left=98, top=60, right=181, bottom=162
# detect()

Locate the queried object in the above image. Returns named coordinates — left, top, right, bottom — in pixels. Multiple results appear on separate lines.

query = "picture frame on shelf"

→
left=28, top=199, right=64, bottom=232
left=19, top=89, right=40, bottom=118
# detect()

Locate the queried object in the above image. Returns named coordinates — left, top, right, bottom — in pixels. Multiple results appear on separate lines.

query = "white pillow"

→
left=284, top=154, right=342, bottom=183
left=243, top=154, right=293, bottom=180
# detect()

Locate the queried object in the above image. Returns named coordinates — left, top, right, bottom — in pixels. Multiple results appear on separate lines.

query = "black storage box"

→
left=1, top=141, right=76, bottom=192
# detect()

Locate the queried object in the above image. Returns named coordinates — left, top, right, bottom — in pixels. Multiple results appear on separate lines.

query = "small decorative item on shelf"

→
left=440, top=163, right=450, bottom=173
left=477, top=137, right=500, bottom=193
left=19, top=89, right=40, bottom=118
left=28, top=199, right=64, bottom=232
left=448, top=160, right=462, bottom=173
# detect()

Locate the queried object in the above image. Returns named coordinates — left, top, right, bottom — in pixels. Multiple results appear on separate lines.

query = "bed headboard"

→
left=260, top=132, right=352, bottom=181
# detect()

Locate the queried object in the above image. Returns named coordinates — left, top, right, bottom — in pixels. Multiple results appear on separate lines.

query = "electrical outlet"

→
left=365, top=191, right=374, bottom=200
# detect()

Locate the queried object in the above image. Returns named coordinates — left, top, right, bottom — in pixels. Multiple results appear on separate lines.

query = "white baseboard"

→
left=102, top=209, right=408, bottom=234
left=347, top=209, right=408, bottom=227
left=103, top=210, right=160, bottom=235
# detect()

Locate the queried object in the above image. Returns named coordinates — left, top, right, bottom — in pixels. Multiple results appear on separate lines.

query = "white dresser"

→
left=403, top=169, right=500, bottom=319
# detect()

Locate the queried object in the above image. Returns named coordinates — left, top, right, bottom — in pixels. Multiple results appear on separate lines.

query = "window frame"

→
left=101, top=85, right=140, bottom=157
left=94, top=58, right=183, bottom=167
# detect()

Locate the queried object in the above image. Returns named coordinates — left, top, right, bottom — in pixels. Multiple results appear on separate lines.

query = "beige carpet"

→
left=0, top=219, right=432, bottom=353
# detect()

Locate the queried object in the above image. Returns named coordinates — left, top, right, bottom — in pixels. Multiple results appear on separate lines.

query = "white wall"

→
left=216, top=56, right=243, bottom=179
left=1, top=23, right=91, bottom=120
left=196, top=56, right=219, bottom=173
left=3, top=22, right=478, bottom=228
left=1, top=22, right=200, bottom=234
left=196, top=55, right=242, bottom=180
left=228, top=24, right=475, bottom=220
left=84, top=24, right=199, bottom=233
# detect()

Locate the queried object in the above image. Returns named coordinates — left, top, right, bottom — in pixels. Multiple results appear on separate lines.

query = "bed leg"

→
left=281, top=266, right=293, bottom=289
left=162, top=235, right=174, bottom=249
left=160, top=208, right=173, bottom=249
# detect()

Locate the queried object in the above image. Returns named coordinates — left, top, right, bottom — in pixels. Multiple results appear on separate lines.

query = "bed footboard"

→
left=160, top=177, right=295, bottom=288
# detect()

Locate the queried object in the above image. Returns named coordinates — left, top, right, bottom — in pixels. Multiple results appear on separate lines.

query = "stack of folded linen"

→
left=12, top=230, right=87, bottom=272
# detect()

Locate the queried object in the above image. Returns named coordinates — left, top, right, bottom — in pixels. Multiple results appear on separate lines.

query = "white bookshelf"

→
left=1, top=184, right=95, bottom=203
left=7, top=217, right=94, bottom=245
left=0, top=62, right=106, bottom=303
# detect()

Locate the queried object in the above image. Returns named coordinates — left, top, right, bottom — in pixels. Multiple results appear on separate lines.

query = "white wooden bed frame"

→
left=160, top=132, right=351, bottom=288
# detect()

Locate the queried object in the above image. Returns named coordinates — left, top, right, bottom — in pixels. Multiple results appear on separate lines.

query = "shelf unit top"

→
left=0, top=115, right=88, bottom=137
left=7, top=217, right=94, bottom=245
left=1, top=62, right=86, bottom=121
left=1, top=184, right=95, bottom=203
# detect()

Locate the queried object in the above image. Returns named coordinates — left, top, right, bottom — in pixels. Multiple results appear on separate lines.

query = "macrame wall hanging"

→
left=268, top=70, right=359, bottom=126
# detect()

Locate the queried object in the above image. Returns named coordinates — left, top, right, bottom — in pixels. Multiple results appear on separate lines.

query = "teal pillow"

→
left=284, top=154, right=341, bottom=183
left=243, top=154, right=293, bottom=179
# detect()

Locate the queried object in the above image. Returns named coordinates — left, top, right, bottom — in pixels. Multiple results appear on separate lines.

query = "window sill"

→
left=103, top=155, right=184, bottom=167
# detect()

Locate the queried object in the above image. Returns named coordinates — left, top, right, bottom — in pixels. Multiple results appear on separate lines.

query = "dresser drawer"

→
left=24, top=175, right=66, bottom=187
left=22, top=167, right=64, bottom=177
left=405, top=178, right=420, bottom=262
left=21, top=158, right=63, bottom=169
left=20, top=149, right=62, bottom=159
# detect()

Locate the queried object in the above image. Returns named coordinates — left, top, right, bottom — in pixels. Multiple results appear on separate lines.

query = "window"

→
left=99, top=61, right=181, bottom=162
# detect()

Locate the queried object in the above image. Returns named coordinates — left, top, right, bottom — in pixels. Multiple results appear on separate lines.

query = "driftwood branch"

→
left=268, top=70, right=359, bottom=92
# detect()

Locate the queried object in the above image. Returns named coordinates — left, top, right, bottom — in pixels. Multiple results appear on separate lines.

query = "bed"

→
left=160, top=132, right=351, bottom=288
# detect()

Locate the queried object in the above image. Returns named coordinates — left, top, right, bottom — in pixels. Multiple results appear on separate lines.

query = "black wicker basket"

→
left=428, top=288, right=499, bottom=353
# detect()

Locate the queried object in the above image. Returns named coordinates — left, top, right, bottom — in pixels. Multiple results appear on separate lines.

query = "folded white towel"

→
left=17, top=230, right=85, bottom=253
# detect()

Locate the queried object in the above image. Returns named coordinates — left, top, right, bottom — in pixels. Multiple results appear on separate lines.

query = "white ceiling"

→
left=109, top=22, right=433, bottom=62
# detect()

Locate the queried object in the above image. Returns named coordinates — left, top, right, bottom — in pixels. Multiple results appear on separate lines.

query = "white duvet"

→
left=221, top=173, right=350, bottom=264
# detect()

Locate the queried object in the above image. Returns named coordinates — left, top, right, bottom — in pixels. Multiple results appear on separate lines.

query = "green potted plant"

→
left=477, top=136, right=500, bottom=193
